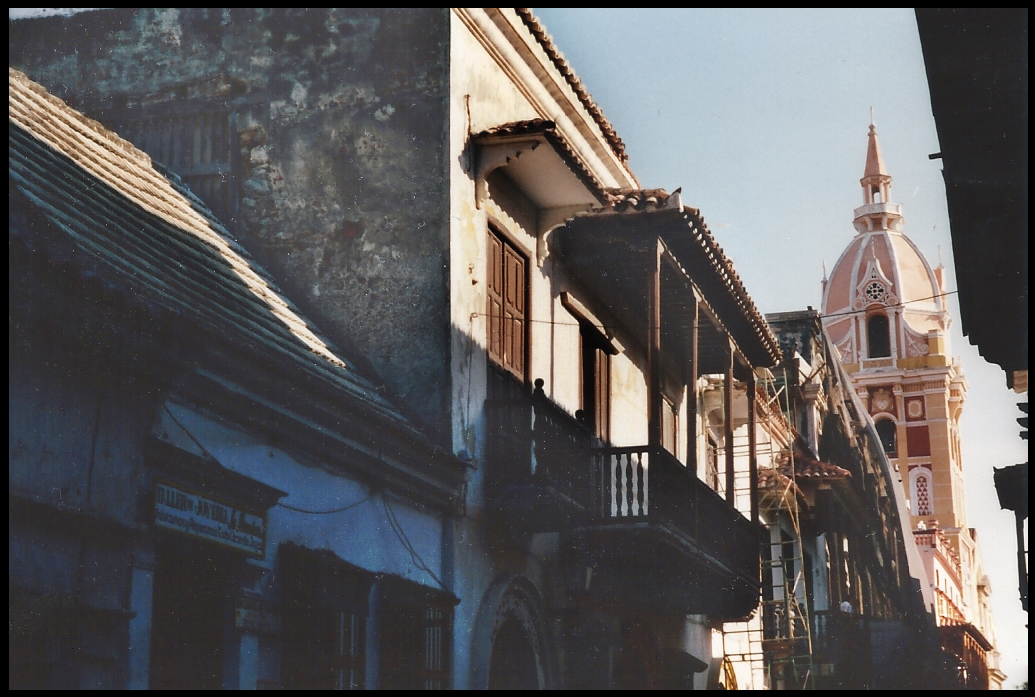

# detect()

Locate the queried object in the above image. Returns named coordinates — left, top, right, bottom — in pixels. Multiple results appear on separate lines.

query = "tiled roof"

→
left=8, top=68, right=410, bottom=425
left=776, top=448, right=852, bottom=480
left=474, top=118, right=609, bottom=200
left=576, top=187, right=782, bottom=367
left=603, top=187, right=684, bottom=212
left=515, top=8, right=628, bottom=164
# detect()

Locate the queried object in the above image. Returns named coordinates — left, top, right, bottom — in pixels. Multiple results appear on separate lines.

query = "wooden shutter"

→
left=487, top=232, right=504, bottom=366
left=503, top=243, right=525, bottom=377
left=487, top=228, right=526, bottom=380
left=580, top=325, right=611, bottom=441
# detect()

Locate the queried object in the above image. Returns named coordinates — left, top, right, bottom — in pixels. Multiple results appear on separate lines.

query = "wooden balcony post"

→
left=748, top=370, right=759, bottom=527
left=686, top=290, right=699, bottom=474
left=648, top=239, right=663, bottom=448
left=724, top=342, right=735, bottom=502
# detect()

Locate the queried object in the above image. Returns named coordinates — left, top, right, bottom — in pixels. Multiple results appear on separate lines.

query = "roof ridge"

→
left=514, top=9, right=628, bottom=164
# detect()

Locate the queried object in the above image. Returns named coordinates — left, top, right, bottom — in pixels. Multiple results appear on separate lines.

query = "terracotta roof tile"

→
left=515, top=8, right=628, bottom=163
left=571, top=189, right=781, bottom=365
left=776, top=448, right=852, bottom=480
left=474, top=118, right=609, bottom=200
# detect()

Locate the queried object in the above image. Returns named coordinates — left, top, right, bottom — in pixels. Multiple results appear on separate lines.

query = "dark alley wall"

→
left=11, top=8, right=454, bottom=443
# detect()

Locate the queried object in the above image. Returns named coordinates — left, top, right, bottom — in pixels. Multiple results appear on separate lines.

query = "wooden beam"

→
left=748, top=370, right=759, bottom=527
left=686, top=290, right=699, bottom=473
left=648, top=239, right=663, bottom=448
left=724, top=340, right=735, bottom=502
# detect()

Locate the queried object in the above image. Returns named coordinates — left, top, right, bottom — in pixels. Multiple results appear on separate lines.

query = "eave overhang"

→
left=473, top=118, right=607, bottom=210
left=552, top=194, right=781, bottom=371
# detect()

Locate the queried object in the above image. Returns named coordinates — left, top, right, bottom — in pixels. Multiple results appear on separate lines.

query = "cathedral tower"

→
left=822, top=123, right=997, bottom=658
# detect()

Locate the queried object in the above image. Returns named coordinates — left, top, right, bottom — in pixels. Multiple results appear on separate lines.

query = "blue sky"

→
left=535, top=8, right=1027, bottom=684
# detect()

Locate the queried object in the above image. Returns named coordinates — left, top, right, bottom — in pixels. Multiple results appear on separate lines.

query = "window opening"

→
left=111, top=103, right=237, bottom=230
left=279, top=543, right=371, bottom=690
left=379, top=579, right=455, bottom=690
left=867, top=314, right=891, bottom=358
left=875, top=418, right=897, bottom=456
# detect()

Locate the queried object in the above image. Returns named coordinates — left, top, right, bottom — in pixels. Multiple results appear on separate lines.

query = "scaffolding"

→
left=722, top=369, right=816, bottom=690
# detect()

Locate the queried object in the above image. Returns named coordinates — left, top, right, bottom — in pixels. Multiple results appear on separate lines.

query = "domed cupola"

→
left=822, top=122, right=949, bottom=367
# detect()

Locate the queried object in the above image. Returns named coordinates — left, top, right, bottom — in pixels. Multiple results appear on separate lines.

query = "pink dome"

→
left=822, top=124, right=948, bottom=363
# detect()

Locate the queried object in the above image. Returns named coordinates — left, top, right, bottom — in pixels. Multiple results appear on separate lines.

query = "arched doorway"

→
left=473, top=577, right=551, bottom=690
left=613, top=619, right=661, bottom=690
left=488, top=615, right=539, bottom=689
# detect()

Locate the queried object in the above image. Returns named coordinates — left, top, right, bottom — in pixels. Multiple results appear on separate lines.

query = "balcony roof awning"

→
left=473, top=118, right=607, bottom=210
left=552, top=189, right=781, bottom=371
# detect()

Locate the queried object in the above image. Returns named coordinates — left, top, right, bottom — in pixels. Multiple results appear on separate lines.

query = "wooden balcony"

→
left=579, top=445, right=760, bottom=617
left=484, top=380, right=596, bottom=532
left=485, top=381, right=761, bottom=618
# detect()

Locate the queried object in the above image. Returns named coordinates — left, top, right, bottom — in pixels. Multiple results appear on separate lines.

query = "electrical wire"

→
left=381, top=492, right=449, bottom=593
left=163, top=402, right=216, bottom=460
left=277, top=495, right=371, bottom=515
left=468, top=289, right=958, bottom=329
left=164, top=403, right=373, bottom=516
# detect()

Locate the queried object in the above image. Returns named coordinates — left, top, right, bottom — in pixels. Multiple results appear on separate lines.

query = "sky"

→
left=534, top=7, right=1027, bottom=686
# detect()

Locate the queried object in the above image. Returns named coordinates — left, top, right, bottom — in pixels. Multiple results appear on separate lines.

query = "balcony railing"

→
left=485, top=383, right=761, bottom=616
left=484, top=380, right=596, bottom=530
left=589, top=445, right=759, bottom=594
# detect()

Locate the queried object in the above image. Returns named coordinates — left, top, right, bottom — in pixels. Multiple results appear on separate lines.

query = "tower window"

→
left=867, top=314, right=891, bottom=358
left=875, top=418, right=897, bottom=456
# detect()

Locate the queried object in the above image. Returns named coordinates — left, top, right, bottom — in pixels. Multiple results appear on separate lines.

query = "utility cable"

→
left=164, top=403, right=372, bottom=516
left=381, top=492, right=450, bottom=593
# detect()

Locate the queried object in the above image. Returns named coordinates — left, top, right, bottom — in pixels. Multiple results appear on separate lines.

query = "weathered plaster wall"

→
left=10, top=8, right=454, bottom=443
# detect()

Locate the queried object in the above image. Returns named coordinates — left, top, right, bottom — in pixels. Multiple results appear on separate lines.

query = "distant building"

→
left=721, top=309, right=948, bottom=690
left=821, top=123, right=1003, bottom=689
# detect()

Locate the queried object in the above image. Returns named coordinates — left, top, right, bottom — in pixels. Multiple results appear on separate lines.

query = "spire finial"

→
left=863, top=117, right=888, bottom=180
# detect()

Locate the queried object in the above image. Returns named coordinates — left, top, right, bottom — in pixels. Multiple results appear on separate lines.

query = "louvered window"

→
left=378, top=577, right=455, bottom=690
left=486, top=227, right=527, bottom=381
left=280, top=544, right=372, bottom=690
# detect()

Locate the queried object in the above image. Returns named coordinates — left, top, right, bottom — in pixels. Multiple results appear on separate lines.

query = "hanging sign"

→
left=154, top=481, right=266, bottom=558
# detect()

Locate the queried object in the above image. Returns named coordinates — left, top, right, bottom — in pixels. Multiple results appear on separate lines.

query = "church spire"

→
left=853, top=117, right=901, bottom=234
left=861, top=116, right=892, bottom=206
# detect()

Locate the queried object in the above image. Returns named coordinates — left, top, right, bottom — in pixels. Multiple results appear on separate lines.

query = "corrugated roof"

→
left=8, top=68, right=409, bottom=424
left=515, top=8, right=629, bottom=164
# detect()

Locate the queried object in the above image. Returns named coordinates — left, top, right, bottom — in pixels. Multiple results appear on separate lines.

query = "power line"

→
left=468, top=289, right=957, bottom=329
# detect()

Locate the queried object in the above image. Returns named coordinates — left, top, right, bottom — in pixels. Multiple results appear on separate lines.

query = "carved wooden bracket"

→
left=474, top=139, right=540, bottom=208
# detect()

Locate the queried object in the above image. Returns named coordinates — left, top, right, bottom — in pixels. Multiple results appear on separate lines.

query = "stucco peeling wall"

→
left=10, top=8, right=454, bottom=444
